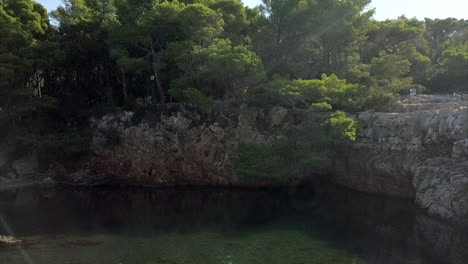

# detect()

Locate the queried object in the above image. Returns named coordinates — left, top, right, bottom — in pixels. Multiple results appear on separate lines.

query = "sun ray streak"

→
left=0, top=215, right=35, bottom=264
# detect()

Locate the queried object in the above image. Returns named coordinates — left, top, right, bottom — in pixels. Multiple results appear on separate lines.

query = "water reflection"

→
left=0, top=186, right=466, bottom=264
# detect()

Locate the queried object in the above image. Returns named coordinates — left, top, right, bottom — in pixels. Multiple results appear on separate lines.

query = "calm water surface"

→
left=0, top=185, right=467, bottom=264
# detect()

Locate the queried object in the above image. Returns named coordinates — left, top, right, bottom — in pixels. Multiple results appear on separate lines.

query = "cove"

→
left=1, top=185, right=466, bottom=264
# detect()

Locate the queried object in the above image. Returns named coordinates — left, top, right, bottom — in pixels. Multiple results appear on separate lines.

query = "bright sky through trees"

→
left=36, top=0, right=468, bottom=21
left=368, top=0, right=468, bottom=20
left=242, top=0, right=468, bottom=20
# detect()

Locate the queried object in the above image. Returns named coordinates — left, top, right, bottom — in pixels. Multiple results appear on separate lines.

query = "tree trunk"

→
left=150, top=43, right=165, bottom=105
left=121, top=71, right=128, bottom=104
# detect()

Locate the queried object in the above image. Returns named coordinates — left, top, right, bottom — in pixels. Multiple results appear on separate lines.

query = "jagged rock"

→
left=453, top=139, right=468, bottom=158
left=84, top=103, right=303, bottom=186
left=269, top=107, right=289, bottom=126
left=77, top=94, right=467, bottom=222
left=413, top=158, right=468, bottom=222
left=331, top=94, right=468, bottom=223
left=332, top=149, right=420, bottom=198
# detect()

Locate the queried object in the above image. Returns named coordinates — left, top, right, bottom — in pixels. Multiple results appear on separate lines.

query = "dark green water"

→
left=0, top=186, right=467, bottom=264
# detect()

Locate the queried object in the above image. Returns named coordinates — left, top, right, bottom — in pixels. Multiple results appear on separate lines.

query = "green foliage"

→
left=280, top=79, right=327, bottom=102
left=183, top=87, right=213, bottom=112
left=245, top=77, right=292, bottom=108
left=0, top=0, right=61, bottom=155
left=2, top=0, right=468, bottom=172
left=237, top=132, right=331, bottom=185
left=250, top=74, right=371, bottom=112
left=175, top=38, right=265, bottom=98
left=169, top=81, right=214, bottom=112
left=321, top=74, right=371, bottom=112
left=237, top=142, right=286, bottom=185
left=208, top=0, right=252, bottom=44
left=427, top=42, right=468, bottom=93
left=364, top=91, right=396, bottom=112
left=425, top=18, right=468, bottom=61
left=322, top=111, right=358, bottom=143
left=256, top=0, right=372, bottom=77
left=369, top=54, right=413, bottom=93
left=311, top=102, right=332, bottom=112
left=237, top=112, right=358, bottom=185
left=0, top=0, right=51, bottom=91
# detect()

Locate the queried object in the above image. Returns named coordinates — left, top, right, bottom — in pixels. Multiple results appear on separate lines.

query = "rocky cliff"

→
left=62, top=101, right=307, bottom=187
left=332, top=95, right=468, bottom=223
left=1, top=95, right=467, bottom=223
left=80, top=95, right=467, bottom=222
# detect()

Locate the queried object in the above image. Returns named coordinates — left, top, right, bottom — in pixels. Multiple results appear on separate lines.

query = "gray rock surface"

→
left=413, top=158, right=468, bottom=221
left=72, top=95, right=468, bottom=222
left=81, top=102, right=306, bottom=186
left=332, top=94, right=468, bottom=223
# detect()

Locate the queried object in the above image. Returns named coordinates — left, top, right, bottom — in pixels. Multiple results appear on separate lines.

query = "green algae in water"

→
left=1, top=228, right=366, bottom=264
left=1, top=187, right=465, bottom=264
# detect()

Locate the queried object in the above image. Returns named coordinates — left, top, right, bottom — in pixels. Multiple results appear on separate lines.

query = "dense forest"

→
left=0, top=0, right=467, bottom=164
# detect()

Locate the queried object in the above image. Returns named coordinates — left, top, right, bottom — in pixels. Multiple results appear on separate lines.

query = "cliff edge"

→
left=332, top=94, right=467, bottom=222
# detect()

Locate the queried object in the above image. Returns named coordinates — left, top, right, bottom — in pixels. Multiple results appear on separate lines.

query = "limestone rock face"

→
left=332, top=149, right=419, bottom=198
left=84, top=102, right=302, bottom=187
left=88, top=107, right=236, bottom=186
left=76, top=95, right=467, bottom=222
left=413, top=158, right=468, bottom=222
left=331, top=95, right=468, bottom=223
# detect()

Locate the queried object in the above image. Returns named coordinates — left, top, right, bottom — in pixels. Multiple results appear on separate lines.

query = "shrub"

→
left=246, top=78, right=293, bottom=108
left=364, top=91, right=396, bottom=112
left=311, top=102, right=333, bottom=112
left=169, top=81, right=213, bottom=112
left=237, top=142, right=286, bottom=185
left=322, top=111, right=358, bottom=143
left=250, top=74, right=371, bottom=112
left=236, top=116, right=337, bottom=185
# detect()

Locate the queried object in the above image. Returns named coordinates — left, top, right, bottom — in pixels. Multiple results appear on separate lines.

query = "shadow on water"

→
left=0, top=185, right=467, bottom=264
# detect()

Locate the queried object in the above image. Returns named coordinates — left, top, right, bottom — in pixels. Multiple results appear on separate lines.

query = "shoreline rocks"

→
left=331, top=95, right=467, bottom=223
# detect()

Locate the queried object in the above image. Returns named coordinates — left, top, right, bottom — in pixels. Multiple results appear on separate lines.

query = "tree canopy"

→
left=1, top=0, right=467, bottom=164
